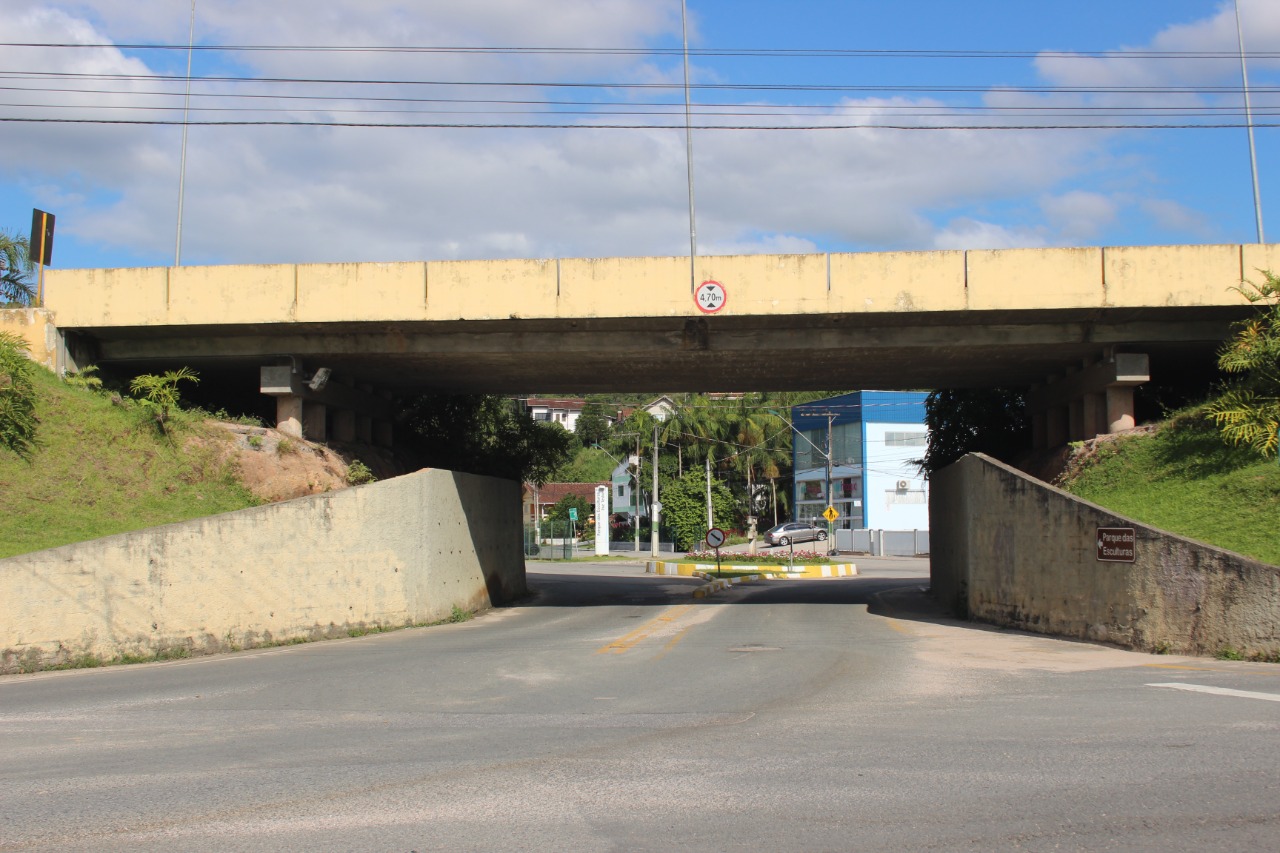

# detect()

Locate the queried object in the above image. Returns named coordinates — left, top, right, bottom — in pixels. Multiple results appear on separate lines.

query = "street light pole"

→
left=174, top=0, right=196, bottom=266
left=1235, top=0, right=1265, bottom=243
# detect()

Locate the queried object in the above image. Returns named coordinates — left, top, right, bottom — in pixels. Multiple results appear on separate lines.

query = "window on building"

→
left=796, top=423, right=863, bottom=469
left=617, top=485, right=625, bottom=498
left=533, top=412, right=550, bottom=421
left=885, top=431, right=927, bottom=447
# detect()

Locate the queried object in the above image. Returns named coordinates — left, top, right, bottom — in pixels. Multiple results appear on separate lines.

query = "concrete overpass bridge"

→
left=42, top=242, right=1277, bottom=448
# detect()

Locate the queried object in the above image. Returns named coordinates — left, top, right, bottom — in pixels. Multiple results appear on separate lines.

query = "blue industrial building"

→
left=791, top=391, right=930, bottom=531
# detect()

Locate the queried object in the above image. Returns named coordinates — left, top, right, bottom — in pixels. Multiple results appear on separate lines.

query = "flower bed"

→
left=683, top=549, right=833, bottom=565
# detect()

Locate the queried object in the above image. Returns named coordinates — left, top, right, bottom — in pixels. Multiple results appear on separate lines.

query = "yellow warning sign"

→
left=822, top=506, right=839, bottom=523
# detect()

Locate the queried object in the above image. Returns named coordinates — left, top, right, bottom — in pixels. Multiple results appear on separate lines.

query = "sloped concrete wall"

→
left=1, top=468, right=525, bottom=673
left=930, top=453, right=1280, bottom=656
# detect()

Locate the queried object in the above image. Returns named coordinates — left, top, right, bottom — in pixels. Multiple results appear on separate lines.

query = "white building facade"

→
left=791, top=391, right=929, bottom=531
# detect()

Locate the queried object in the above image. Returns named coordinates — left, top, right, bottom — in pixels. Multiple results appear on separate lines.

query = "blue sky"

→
left=1, top=0, right=1276, bottom=270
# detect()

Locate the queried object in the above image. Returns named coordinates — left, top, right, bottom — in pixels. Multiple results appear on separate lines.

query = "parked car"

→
left=764, top=521, right=828, bottom=547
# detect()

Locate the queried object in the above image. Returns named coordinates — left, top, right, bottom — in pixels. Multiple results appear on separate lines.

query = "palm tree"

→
left=0, top=230, right=35, bottom=306
left=726, top=394, right=792, bottom=524
left=659, top=393, right=717, bottom=475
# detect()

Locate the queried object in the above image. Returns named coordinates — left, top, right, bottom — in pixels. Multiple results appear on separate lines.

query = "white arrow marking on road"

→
left=1147, top=683, right=1280, bottom=703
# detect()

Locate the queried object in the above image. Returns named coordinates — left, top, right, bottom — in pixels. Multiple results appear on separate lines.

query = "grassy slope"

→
left=0, top=367, right=258, bottom=559
left=1058, top=410, right=1280, bottom=566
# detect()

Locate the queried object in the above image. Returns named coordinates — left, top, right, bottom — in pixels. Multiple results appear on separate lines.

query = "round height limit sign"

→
left=694, top=280, right=727, bottom=314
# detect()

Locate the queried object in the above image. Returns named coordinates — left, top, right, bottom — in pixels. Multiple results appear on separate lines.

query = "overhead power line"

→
left=3, top=116, right=1277, bottom=130
left=3, top=68, right=1277, bottom=96
left=5, top=42, right=1280, bottom=61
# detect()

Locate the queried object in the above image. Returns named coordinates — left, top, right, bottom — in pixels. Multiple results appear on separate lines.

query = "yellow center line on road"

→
left=596, top=605, right=695, bottom=655
left=652, top=626, right=694, bottom=662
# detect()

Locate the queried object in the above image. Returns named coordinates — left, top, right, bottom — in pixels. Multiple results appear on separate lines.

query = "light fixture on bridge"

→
left=308, top=367, right=332, bottom=391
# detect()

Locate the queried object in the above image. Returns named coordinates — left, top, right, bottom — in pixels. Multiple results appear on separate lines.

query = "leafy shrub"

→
left=130, top=367, right=199, bottom=434
left=0, top=331, right=39, bottom=457
left=62, top=365, right=103, bottom=391
left=346, top=459, right=377, bottom=485
left=1208, top=272, right=1280, bottom=459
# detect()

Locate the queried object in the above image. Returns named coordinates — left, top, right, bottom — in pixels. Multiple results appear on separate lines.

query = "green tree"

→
left=0, top=331, right=39, bottom=457
left=0, top=230, right=35, bottom=306
left=659, top=469, right=735, bottom=550
left=660, top=393, right=717, bottom=475
left=917, top=388, right=1030, bottom=476
left=555, top=446, right=617, bottom=482
left=546, top=493, right=592, bottom=525
left=398, top=394, right=573, bottom=485
left=1208, top=271, right=1280, bottom=458
left=574, top=396, right=612, bottom=447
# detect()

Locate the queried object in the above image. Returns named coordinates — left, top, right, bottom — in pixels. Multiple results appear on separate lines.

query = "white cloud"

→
left=931, top=219, right=1046, bottom=251
left=1, top=1, right=1265, bottom=267
left=701, top=234, right=819, bottom=256
left=1140, top=198, right=1213, bottom=237
left=1035, top=0, right=1280, bottom=90
left=1039, top=191, right=1119, bottom=243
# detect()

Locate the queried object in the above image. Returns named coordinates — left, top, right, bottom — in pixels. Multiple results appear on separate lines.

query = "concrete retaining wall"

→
left=930, top=453, right=1280, bottom=656
left=0, top=308, right=58, bottom=371
left=1, top=468, right=525, bottom=673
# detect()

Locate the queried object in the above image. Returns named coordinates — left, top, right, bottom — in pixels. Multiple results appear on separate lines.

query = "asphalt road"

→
left=2, top=559, right=1279, bottom=852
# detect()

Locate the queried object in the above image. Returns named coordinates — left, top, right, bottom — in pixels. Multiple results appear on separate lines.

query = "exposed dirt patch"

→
left=197, top=422, right=414, bottom=503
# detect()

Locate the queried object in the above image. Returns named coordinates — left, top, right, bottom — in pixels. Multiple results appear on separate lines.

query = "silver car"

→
left=764, top=521, right=827, bottom=547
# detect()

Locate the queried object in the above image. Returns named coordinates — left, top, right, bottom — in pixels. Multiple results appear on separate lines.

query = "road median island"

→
left=648, top=560, right=858, bottom=598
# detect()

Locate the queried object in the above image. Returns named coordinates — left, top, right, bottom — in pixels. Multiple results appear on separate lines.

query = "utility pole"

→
left=705, top=455, right=713, bottom=530
left=651, top=422, right=660, bottom=556
left=635, top=432, right=642, bottom=553
left=826, top=412, right=835, bottom=556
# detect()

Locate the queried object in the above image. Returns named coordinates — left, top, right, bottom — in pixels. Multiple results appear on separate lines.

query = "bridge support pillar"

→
left=1027, top=353, right=1149, bottom=449
left=1107, top=386, right=1137, bottom=433
left=261, top=365, right=394, bottom=446
left=333, top=409, right=357, bottom=443
left=303, top=402, right=328, bottom=442
left=276, top=395, right=304, bottom=439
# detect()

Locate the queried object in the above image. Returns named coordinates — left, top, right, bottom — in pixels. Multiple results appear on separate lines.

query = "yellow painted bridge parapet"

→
left=43, top=244, right=1280, bottom=328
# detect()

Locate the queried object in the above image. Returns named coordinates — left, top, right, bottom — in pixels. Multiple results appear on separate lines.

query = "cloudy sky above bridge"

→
left=1, top=0, right=1277, bottom=270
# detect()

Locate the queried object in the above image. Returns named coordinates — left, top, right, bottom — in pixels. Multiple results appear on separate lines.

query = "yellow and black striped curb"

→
left=647, top=560, right=858, bottom=582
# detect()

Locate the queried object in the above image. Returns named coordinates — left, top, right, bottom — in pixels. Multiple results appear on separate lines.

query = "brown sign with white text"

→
left=1096, top=527, right=1136, bottom=562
